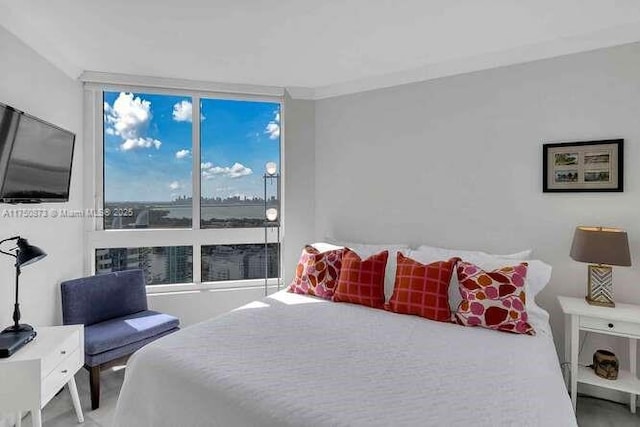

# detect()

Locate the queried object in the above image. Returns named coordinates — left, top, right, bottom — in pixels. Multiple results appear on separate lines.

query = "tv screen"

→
left=0, top=102, right=75, bottom=203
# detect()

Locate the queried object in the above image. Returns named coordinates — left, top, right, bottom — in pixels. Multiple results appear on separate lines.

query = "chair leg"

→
left=89, top=365, right=101, bottom=410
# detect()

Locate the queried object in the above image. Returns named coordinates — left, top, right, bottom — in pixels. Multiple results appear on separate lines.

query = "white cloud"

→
left=105, top=92, right=162, bottom=151
left=105, top=93, right=151, bottom=139
left=121, top=137, right=162, bottom=151
left=175, top=149, right=191, bottom=159
left=169, top=181, right=181, bottom=190
left=264, top=111, right=280, bottom=140
left=201, top=162, right=253, bottom=179
left=172, top=100, right=193, bottom=122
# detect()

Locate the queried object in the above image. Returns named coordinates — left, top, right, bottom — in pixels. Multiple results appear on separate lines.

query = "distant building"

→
left=95, top=246, right=191, bottom=285
left=244, top=249, right=266, bottom=279
left=96, top=244, right=277, bottom=284
left=95, top=249, right=113, bottom=271
left=205, top=246, right=243, bottom=281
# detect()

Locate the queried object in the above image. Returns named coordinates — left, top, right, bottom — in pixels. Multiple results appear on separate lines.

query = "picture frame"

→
left=542, top=139, right=623, bottom=192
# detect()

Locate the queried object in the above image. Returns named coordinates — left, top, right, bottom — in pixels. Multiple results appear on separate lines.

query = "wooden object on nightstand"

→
left=0, top=325, right=85, bottom=426
left=558, top=296, right=640, bottom=414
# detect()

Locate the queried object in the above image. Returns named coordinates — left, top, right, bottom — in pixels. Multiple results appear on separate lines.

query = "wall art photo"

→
left=542, top=139, right=623, bottom=192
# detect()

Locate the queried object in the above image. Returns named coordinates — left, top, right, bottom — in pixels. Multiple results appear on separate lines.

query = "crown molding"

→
left=80, top=71, right=285, bottom=98
left=312, top=22, right=640, bottom=100
left=284, top=87, right=316, bottom=100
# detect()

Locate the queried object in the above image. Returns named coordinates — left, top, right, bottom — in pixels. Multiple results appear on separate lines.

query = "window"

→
left=200, top=98, right=280, bottom=228
left=90, top=87, right=282, bottom=289
left=103, top=92, right=193, bottom=229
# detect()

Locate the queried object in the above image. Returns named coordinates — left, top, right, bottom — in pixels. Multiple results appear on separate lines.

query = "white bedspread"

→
left=114, top=291, right=576, bottom=427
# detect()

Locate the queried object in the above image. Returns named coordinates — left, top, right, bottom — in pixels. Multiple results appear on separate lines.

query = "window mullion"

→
left=94, top=90, right=105, bottom=232
left=192, top=95, right=202, bottom=283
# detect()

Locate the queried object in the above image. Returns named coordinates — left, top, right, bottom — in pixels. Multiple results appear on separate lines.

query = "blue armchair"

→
left=61, top=269, right=179, bottom=409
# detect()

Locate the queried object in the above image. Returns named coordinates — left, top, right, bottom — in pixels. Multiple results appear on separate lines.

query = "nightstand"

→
left=558, top=296, right=640, bottom=414
left=0, top=325, right=84, bottom=426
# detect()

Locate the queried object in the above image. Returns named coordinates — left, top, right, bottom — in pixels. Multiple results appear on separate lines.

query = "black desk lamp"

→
left=0, top=236, right=47, bottom=333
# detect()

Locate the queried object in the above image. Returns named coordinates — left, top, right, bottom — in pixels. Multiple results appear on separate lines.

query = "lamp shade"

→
left=570, top=226, right=631, bottom=267
left=16, top=238, right=47, bottom=267
left=265, top=208, right=278, bottom=222
left=265, top=162, right=277, bottom=176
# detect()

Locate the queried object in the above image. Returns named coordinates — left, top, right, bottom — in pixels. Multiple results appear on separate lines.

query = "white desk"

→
left=0, top=325, right=84, bottom=426
left=558, top=296, right=640, bottom=414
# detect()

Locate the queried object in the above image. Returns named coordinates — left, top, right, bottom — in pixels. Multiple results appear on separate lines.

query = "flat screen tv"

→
left=0, top=102, right=75, bottom=203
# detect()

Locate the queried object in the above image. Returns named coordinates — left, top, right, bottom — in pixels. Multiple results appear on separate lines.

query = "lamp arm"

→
left=0, top=236, right=20, bottom=258
left=12, top=264, right=21, bottom=329
left=0, top=236, right=20, bottom=245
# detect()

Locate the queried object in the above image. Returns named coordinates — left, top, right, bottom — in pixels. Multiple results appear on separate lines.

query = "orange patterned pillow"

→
left=388, top=254, right=460, bottom=322
left=333, top=248, right=388, bottom=309
left=454, top=261, right=535, bottom=335
left=288, top=245, right=343, bottom=300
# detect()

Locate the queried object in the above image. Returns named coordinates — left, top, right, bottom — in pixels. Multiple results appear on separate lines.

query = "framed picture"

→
left=543, top=139, right=623, bottom=192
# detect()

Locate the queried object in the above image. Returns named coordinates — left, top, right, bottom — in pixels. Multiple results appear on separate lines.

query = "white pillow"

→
left=324, top=238, right=410, bottom=301
left=414, top=244, right=532, bottom=260
left=406, top=249, right=551, bottom=314
left=310, top=242, right=343, bottom=253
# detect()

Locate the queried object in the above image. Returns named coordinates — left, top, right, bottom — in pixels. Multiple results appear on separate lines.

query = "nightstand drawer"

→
left=580, top=316, right=640, bottom=337
left=41, top=329, right=80, bottom=378
left=42, top=348, right=81, bottom=404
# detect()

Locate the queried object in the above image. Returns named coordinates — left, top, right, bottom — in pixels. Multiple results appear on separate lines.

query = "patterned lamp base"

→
left=586, top=264, right=615, bottom=308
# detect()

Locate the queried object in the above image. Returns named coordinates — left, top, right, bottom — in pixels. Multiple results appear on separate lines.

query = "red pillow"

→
left=333, top=248, right=388, bottom=309
left=454, top=261, right=535, bottom=335
left=388, top=254, right=460, bottom=322
left=288, top=245, right=343, bottom=300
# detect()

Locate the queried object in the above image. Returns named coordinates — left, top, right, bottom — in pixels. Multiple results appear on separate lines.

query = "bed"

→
left=113, top=290, right=576, bottom=427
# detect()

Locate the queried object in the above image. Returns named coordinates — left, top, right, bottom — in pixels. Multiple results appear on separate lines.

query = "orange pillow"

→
left=388, top=254, right=460, bottom=322
left=333, top=248, right=388, bottom=309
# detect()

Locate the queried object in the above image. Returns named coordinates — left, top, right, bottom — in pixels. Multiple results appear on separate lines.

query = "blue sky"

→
left=103, top=92, right=280, bottom=202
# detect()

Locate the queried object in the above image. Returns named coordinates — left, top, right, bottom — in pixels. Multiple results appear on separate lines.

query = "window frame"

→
left=84, top=82, right=284, bottom=294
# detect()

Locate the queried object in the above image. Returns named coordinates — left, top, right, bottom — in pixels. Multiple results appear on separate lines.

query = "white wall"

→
left=282, top=92, right=316, bottom=283
left=315, top=42, right=640, bottom=401
left=0, top=26, right=83, bottom=328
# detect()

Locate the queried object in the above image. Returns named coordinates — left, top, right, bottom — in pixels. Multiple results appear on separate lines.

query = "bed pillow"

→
left=407, top=249, right=551, bottom=313
left=325, top=238, right=410, bottom=301
left=288, top=245, right=343, bottom=300
left=388, top=254, right=460, bottom=322
left=414, top=244, right=532, bottom=260
left=454, top=261, right=535, bottom=335
left=310, top=242, right=344, bottom=253
left=333, top=248, right=388, bottom=309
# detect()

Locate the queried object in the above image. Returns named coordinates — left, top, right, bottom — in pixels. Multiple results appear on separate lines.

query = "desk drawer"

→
left=41, top=329, right=80, bottom=378
left=580, top=316, right=640, bottom=337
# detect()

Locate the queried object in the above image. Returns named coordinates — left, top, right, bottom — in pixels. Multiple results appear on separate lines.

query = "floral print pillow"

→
left=288, top=245, right=343, bottom=300
left=454, top=261, right=535, bottom=335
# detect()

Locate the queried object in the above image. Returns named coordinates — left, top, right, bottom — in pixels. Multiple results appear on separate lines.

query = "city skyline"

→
left=107, top=194, right=278, bottom=204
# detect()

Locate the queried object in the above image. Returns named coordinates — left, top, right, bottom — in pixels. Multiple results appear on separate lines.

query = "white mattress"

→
left=114, top=291, right=576, bottom=427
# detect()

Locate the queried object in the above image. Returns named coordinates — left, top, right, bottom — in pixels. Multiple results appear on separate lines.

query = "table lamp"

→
left=570, top=226, right=631, bottom=307
left=0, top=236, right=47, bottom=333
